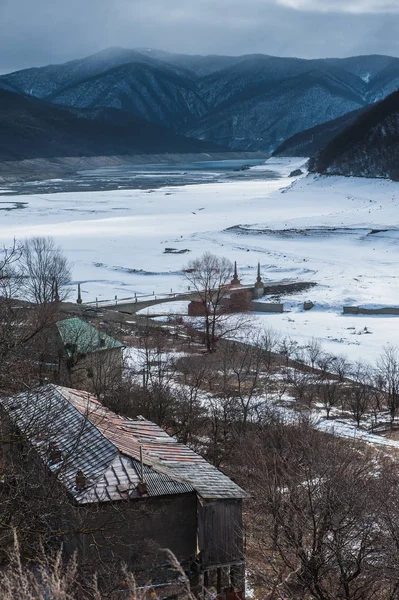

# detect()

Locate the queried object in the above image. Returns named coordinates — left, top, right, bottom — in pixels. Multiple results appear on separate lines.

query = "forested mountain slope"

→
left=0, top=88, right=217, bottom=161
left=273, top=107, right=367, bottom=157
left=2, top=49, right=399, bottom=152
left=309, top=90, right=399, bottom=179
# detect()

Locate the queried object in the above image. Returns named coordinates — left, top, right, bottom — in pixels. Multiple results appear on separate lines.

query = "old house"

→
left=0, top=384, right=246, bottom=595
left=47, top=317, right=124, bottom=392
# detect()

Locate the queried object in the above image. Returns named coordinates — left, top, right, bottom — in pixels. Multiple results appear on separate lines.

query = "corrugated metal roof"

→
left=56, top=318, right=124, bottom=357
left=1, top=384, right=245, bottom=504
left=74, top=455, right=193, bottom=504
left=1, top=386, right=117, bottom=497
left=60, top=386, right=245, bottom=500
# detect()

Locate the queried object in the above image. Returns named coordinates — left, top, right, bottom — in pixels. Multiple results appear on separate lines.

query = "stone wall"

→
left=251, top=301, right=284, bottom=313
left=343, top=306, right=399, bottom=315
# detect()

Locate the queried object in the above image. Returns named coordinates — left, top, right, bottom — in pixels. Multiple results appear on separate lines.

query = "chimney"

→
left=137, top=445, right=148, bottom=496
left=75, top=470, right=87, bottom=491
left=99, top=337, right=106, bottom=347
left=48, top=441, right=62, bottom=465
left=137, top=481, right=148, bottom=496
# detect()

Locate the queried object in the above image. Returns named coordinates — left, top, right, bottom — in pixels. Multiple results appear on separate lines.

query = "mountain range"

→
left=2, top=47, right=399, bottom=156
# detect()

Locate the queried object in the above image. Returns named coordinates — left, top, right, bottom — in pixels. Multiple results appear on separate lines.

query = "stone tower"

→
left=253, top=262, right=264, bottom=299
left=231, top=261, right=241, bottom=286
left=76, top=283, right=83, bottom=305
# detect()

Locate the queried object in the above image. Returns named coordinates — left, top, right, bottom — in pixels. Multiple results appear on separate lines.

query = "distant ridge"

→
left=2, top=48, right=399, bottom=153
left=0, top=88, right=220, bottom=162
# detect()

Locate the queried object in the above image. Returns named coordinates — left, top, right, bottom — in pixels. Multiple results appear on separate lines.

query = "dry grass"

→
left=0, top=533, right=193, bottom=600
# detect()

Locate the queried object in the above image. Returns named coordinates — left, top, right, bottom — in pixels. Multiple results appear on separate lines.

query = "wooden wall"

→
left=198, top=499, right=244, bottom=568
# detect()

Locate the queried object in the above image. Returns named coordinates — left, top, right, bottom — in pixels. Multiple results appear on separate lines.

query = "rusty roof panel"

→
left=59, top=386, right=245, bottom=500
left=1, top=384, right=245, bottom=503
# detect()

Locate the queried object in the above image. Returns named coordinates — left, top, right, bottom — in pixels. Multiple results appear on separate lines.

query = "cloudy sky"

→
left=1, top=0, right=399, bottom=73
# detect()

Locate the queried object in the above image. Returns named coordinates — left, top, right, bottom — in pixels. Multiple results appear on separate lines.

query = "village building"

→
left=187, top=262, right=270, bottom=316
left=0, top=384, right=246, bottom=596
left=36, top=317, right=125, bottom=392
left=188, top=299, right=207, bottom=317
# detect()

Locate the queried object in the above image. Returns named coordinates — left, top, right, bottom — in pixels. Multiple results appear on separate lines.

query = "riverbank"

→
left=0, top=151, right=270, bottom=184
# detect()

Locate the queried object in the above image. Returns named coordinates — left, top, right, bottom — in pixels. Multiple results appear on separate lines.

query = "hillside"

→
left=273, top=107, right=366, bottom=157
left=2, top=49, right=399, bottom=152
left=0, top=88, right=218, bottom=162
left=46, top=62, right=207, bottom=131
left=309, top=89, right=399, bottom=179
left=187, top=66, right=366, bottom=151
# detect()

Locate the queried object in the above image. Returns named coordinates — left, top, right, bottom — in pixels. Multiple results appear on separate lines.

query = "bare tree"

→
left=206, top=392, right=238, bottom=468
left=278, top=336, right=299, bottom=368
left=305, top=337, right=323, bottom=370
left=346, top=363, right=372, bottom=427
left=0, top=240, right=22, bottom=300
left=183, top=252, right=236, bottom=352
left=376, top=345, right=399, bottom=423
left=218, top=337, right=272, bottom=433
left=287, top=367, right=316, bottom=409
left=0, top=241, right=62, bottom=394
left=258, top=328, right=280, bottom=371
left=315, top=352, right=335, bottom=380
left=376, top=462, right=399, bottom=597
left=238, top=421, right=384, bottom=600
left=330, top=354, right=352, bottom=382
left=136, top=323, right=176, bottom=391
left=369, top=372, right=385, bottom=421
left=20, top=237, right=71, bottom=304
left=319, top=379, right=341, bottom=419
left=173, top=355, right=208, bottom=447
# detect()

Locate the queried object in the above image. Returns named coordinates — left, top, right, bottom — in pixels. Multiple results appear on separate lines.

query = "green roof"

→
left=56, top=318, right=124, bottom=358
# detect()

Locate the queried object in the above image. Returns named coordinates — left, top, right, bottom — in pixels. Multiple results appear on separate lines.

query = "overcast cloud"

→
left=1, top=0, right=399, bottom=73
left=277, top=0, right=399, bottom=13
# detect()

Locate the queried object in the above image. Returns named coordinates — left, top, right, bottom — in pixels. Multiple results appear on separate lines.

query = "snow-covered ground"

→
left=0, top=157, right=304, bottom=301
left=313, top=415, right=399, bottom=450
left=124, top=340, right=399, bottom=453
left=2, top=156, right=399, bottom=362
left=274, top=400, right=399, bottom=452
left=249, top=310, right=396, bottom=365
left=124, top=346, right=190, bottom=370
left=136, top=301, right=190, bottom=316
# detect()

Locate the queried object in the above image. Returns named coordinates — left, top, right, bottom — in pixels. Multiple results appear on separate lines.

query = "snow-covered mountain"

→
left=309, top=89, right=399, bottom=179
left=2, top=48, right=399, bottom=152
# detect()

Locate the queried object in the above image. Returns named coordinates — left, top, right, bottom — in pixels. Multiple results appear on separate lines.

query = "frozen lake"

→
left=0, top=157, right=294, bottom=301
left=1, top=158, right=275, bottom=196
left=1, top=155, right=399, bottom=363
